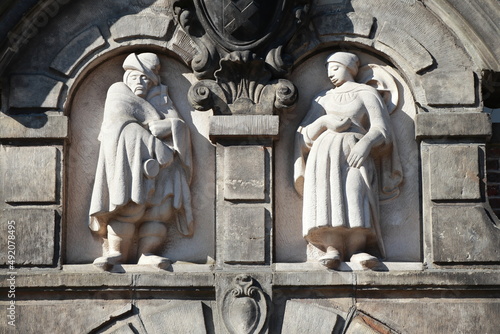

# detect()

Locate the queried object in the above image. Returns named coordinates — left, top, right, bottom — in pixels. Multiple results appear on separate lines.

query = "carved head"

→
left=326, top=52, right=359, bottom=87
left=122, top=53, right=161, bottom=98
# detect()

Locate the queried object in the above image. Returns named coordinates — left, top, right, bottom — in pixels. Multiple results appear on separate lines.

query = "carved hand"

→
left=149, top=119, right=172, bottom=138
left=347, top=141, right=370, bottom=168
left=323, top=115, right=351, bottom=132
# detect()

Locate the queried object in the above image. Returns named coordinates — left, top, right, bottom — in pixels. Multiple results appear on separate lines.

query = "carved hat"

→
left=326, top=52, right=359, bottom=76
left=122, top=52, right=161, bottom=86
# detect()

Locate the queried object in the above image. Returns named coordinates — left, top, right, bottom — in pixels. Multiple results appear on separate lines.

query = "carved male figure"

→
left=294, top=52, right=402, bottom=270
left=89, top=52, right=193, bottom=270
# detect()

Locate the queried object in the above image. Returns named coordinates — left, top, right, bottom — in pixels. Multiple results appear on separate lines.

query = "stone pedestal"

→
left=211, top=115, right=278, bottom=267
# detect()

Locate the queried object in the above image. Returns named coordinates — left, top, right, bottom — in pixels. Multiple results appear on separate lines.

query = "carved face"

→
left=125, top=70, right=153, bottom=98
left=327, top=62, right=354, bottom=87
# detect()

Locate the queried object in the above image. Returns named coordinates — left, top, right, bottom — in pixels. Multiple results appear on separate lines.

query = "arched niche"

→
left=275, top=48, right=420, bottom=263
left=65, top=51, right=215, bottom=264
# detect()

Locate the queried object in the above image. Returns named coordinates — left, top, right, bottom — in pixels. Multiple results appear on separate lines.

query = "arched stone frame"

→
left=0, top=3, right=221, bottom=267
left=271, top=0, right=498, bottom=268
left=275, top=44, right=421, bottom=264
left=63, top=43, right=217, bottom=264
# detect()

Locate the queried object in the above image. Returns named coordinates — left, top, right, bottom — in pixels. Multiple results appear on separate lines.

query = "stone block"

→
left=282, top=300, right=340, bottom=334
left=110, top=15, right=175, bottom=41
left=428, top=145, right=480, bottom=201
left=140, top=301, right=207, bottom=334
left=0, top=209, right=56, bottom=265
left=1, top=146, right=58, bottom=203
left=134, top=272, right=215, bottom=288
left=0, top=300, right=133, bottom=334
left=9, top=75, right=64, bottom=109
left=50, top=26, right=106, bottom=76
left=358, top=298, right=500, bottom=334
left=421, top=70, right=475, bottom=106
left=0, top=115, right=68, bottom=139
left=345, top=312, right=397, bottom=334
left=314, top=12, right=374, bottom=38
left=423, top=0, right=500, bottom=71
left=224, top=146, right=265, bottom=201
left=431, top=206, right=500, bottom=263
left=376, top=22, right=433, bottom=73
left=223, top=207, right=265, bottom=263
left=415, top=112, right=491, bottom=139
left=209, top=115, right=279, bottom=139
left=355, top=270, right=500, bottom=287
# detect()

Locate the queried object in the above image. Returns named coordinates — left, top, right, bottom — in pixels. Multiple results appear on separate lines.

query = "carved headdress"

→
left=122, top=52, right=161, bottom=86
left=325, top=52, right=360, bottom=76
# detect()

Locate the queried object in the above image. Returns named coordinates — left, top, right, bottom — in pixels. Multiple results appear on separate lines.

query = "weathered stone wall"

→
left=0, top=0, right=500, bottom=333
left=487, top=142, right=500, bottom=217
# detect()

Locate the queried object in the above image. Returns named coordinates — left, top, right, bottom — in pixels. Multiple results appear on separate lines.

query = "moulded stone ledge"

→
left=134, top=272, right=215, bottom=287
left=274, top=262, right=424, bottom=273
left=0, top=264, right=215, bottom=289
left=415, top=112, right=491, bottom=139
left=356, top=269, right=500, bottom=287
left=274, top=268, right=500, bottom=288
left=273, top=270, right=355, bottom=286
left=2, top=266, right=500, bottom=290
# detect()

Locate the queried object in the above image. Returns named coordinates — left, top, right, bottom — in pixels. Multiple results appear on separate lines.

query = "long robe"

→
left=89, top=82, right=193, bottom=237
left=294, top=82, right=402, bottom=258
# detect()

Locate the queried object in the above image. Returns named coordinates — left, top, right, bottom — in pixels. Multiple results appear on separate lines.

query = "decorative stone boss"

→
left=89, top=53, right=194, bottom=271
left=294, top=52, right=403, bottom=270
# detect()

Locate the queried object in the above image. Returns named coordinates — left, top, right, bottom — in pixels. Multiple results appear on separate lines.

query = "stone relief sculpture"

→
left=294, top=52, right=403, bottom=270
left=89, top=52, right=194, bottom=271
left=221, top=275, right=268, bottom=334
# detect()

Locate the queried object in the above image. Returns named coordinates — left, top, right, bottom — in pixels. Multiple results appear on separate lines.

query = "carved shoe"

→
left=93, top=253, right=122, bottom=271
left=319, top=248, right=341, bottom=270
left=138, top=253, right=171, bottom=270
left=350, top=253, right=380, bottom=270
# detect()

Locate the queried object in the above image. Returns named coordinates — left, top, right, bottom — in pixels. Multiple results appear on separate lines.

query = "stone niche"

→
left=1, top=0, right=500, bottom=333
left=275, top=51, right=420, bottom=264
left=66, top=53, right=216, bottom=264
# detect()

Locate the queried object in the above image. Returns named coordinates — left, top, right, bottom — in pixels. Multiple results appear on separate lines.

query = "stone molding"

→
left=1, top=0, right=500, bottom=333
left=3, top=266, right=500, bottom=289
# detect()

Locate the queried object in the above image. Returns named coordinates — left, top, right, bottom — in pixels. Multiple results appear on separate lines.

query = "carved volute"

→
left=221, top=275, right=268, bottom=334
left=172, top=0, right=309, bottom=115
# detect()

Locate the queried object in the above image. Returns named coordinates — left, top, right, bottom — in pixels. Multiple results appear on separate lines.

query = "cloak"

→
left=293, top=83, right=403, bottom=257
left=89, top=82, right=193, bottom=237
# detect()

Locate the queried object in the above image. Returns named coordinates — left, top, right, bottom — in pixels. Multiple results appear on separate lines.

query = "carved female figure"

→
left=89, top=53, right=193, bottom=270
left=294, top=52, right=402, bottom=269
